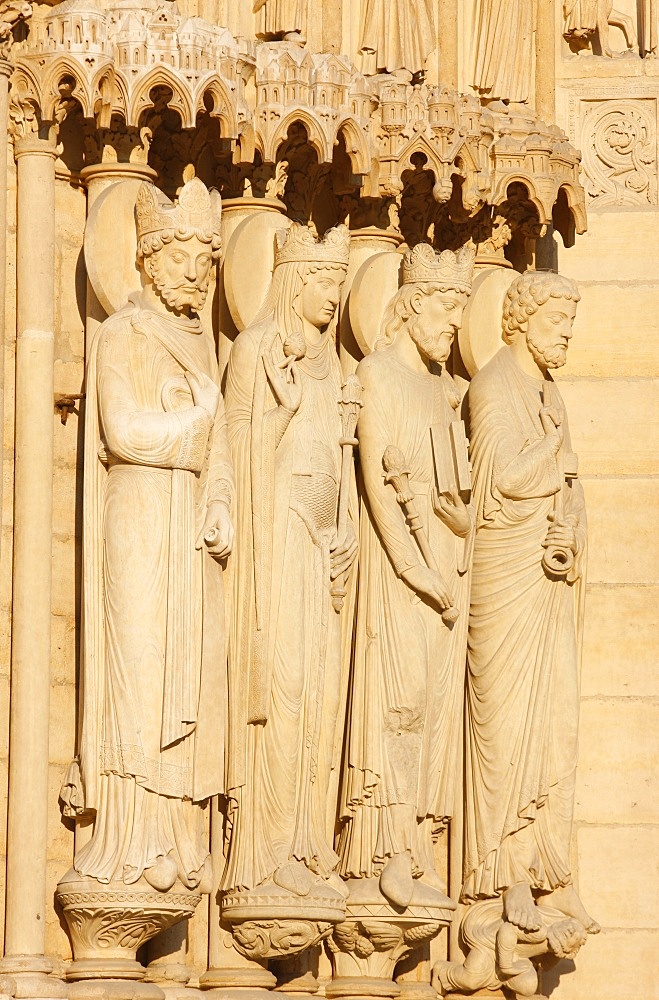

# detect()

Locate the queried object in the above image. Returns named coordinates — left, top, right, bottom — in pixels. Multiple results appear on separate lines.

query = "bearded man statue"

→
left=461, top=270, right=599, bottom=942
left=57, top=177, right=234, bottom=981
left=337, top=244, right=475, bottom=910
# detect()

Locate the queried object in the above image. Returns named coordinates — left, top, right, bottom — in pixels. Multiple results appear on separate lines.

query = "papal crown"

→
left=402, top=243, right=475, bottom=288
left=135, top=175, right=221, bottom=246
left=274, top=222, right=350, bottom=269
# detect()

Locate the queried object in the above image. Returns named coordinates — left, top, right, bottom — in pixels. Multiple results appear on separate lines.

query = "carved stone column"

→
left=327, top=881, right=452, bottom=1000
left=437, top=0, right=458, bottom=91
left=535, top=0, right=556, bottom=122
left=0, top=121, right=66, bottom=1000
left=217, top=195, right=287, bottom=376
left=145, top=923, right=200, bottom=1000
left=0, top=58, right=12, bottom=567
left=339, top=222, right=402, bottom=374
left=199, top=800, right=277, bottom=1000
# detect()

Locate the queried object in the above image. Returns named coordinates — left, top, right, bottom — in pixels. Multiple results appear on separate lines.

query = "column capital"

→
left=13, top=126, right=59, bottom=160
left=80, top=161, right=158, bottom=188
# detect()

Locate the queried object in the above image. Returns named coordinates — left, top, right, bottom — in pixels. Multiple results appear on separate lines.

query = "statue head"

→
left=378, top=244, right=474, bottom=363
left=257, top=223, right=350, bottom=341
left=135, top=175, right=222, bottom=317
left=502, top=271, right=580, bottom=371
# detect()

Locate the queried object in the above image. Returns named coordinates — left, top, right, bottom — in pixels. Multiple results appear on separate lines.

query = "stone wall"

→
left=0, top=2, right=656, bottom=999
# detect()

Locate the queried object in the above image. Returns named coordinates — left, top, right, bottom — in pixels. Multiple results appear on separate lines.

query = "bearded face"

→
left=144, top=235, right=213, bottom=316
left=525, top=296, right=578, bottom=370
left=409, top=287, right=470, bottom=364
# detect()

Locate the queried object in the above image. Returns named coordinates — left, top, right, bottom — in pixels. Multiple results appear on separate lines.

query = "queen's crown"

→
left=274, top=222, right=350, bottom=268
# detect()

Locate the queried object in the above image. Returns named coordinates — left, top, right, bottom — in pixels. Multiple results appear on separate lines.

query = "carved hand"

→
left=263, top=352, right=302, bottom=414
left=542, top=513, right=577, bottom=555
left=432, top=486, right=471, bottom=537
left=185, top=370, right=220, bottom=420
left=539, top=405, right=564, bottom=455
left=330, top=522, right=358, bottom=580
left=197, top=501, right=234, bottom=560
left=400, top=564, right=454, bottom=612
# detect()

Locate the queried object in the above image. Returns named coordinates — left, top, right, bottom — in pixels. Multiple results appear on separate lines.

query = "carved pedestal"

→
left=327, top=880, right=452, bottom=1000
left=222, top=873, right=345, bottom=962
left=57, top=874, right=201, bottom=994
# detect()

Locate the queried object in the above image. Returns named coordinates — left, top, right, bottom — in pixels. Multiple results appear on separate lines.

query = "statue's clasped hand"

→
left=330, top=523, right=358, bottom=580
left=542, top=513, right=577, bottom=555
left=400, top=564, right=454, bottom=613
left=197, top=501, right=234, bottom=561
left=431, top=486, right=471, bottom=537
left=539, top=404, right=564, bottom=455
left=185, top=369, right=220, bottom=420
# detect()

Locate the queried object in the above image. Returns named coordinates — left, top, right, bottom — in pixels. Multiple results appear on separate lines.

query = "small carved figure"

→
left=359, top=0, right=435, bottom=80
left=472, top=0, right=534, bottom=104
left=337, top=244, right=475, bottom=910
left=222, top=223, right=357, bottom=953
left=563, top=0, right=637, bottom=56
left=433, top=897, right=588, bottom=998
left=58, top=177, right=234, bottom=968
left=253, top=0, right=307, bottom=42
left=461, top=272, right=599, bottom=951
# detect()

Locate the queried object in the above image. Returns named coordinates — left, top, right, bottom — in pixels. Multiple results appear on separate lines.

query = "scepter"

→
left=383, top=444, right=459, bottom=625
left=331, top=374, right=363, bottom=612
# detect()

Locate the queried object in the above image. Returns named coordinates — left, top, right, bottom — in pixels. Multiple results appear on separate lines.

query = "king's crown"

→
left=402, top=243, right=475, bottom=288
left=274, top=222, right=350, bottom=269
left=135, top=173, right=221, bottom=249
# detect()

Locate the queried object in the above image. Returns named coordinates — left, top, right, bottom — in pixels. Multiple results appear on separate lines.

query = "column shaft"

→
left=0, top=62, right=12, bottom=567
left=535, top=0, right=556, bottom=122
left=438, top=0, right=459, bottom=90
left=4, top=134, right=58, bottom=964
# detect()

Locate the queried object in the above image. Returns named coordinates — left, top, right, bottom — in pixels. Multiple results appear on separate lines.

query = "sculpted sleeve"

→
left=357, top=357, right=420, bottom=575
left=206, top=393, right=235, bottom=508
left=97, top=326, right=212, bottom=472
left=468, top=369, right=561, bottom=509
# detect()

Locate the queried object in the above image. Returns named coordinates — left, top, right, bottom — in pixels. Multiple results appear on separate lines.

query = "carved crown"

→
left=402, top=243, right=475, bottom=288
left=135, top=175, right=222, bottom=247
left=274, top=222, right=350, bottom=269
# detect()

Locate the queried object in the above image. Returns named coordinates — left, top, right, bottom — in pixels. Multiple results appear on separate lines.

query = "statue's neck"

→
left=392, top=331, right=432, bottom=375
left=507, top=338, right=546, bottom=381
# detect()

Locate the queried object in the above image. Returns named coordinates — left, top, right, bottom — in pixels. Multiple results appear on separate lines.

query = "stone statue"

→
left=563, top=0, right=637, bottom=56
left=337, top=244, right=475, bottom=910
left=253, top=0, right=307, bottom=42
left=453, top=272, right=598, bottom=988
left=57, top=177, right=234, bottom=976
left=221, top=223, right=357, bottom=957
left=359, top=0, right=435, bottom=80
left=472, top=0, right=534, bottom=105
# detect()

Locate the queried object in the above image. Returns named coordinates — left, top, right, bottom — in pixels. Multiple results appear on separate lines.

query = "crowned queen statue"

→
left=221, top=223, right=358, bottom=958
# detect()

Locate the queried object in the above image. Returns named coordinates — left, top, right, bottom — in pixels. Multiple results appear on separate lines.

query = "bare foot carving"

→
left=502, top=882, right=542, bottom=932
left=543, top=884, right=600, bottom=934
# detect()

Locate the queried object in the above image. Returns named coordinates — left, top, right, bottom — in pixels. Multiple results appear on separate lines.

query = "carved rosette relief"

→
left=581, top=100, right=658, bottom=206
